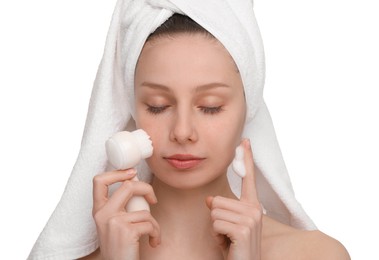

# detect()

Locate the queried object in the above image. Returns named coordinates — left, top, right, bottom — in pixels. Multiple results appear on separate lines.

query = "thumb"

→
left=205, top=196, right=213, bottom=209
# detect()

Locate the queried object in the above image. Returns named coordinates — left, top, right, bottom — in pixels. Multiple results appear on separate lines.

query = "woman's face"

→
left=134, top=33, right=246, bottom=190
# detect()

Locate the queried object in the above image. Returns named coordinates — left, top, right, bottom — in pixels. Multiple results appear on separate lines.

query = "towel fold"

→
left=28, top=0, right=316, bottom=259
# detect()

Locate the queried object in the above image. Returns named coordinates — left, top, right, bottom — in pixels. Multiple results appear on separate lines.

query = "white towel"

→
left=28, top=0, right=316, bottom=259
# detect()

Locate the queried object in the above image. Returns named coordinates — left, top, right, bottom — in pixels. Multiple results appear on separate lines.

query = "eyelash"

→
left=146, top=105, right=170, bottom=115
left=199, top=106, right=223, bottom=115
left=146, top=105, right=223, bottom=115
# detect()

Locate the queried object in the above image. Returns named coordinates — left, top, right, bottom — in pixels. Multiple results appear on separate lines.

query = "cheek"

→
left=135, top=103, right=163, bottom=134
left=208, top=105, right=245, bottom=142
left=135, top=114, right=168, bottom=156
left=203, top=112, right=245, bottom=157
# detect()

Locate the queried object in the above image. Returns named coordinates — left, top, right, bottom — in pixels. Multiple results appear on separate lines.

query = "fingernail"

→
left=244, top=138, right=251, bottom=149
left=126, top=168, right=137, bottom=175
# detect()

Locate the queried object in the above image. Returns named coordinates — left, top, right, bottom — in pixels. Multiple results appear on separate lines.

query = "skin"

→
left=81, top=34, right=350, bottom=259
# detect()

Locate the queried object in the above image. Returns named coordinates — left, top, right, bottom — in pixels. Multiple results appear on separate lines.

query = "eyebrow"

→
left=195, top=83, right=231, bottom=92
left=140, top=82, right=231, bottom=92
left=140, top=82, right=171, bottom=92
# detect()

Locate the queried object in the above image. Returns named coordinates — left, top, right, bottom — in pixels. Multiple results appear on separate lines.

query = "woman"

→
left=29, top=1, right=350, bottom=259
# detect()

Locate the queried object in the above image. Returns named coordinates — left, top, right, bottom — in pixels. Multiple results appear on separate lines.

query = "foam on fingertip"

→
left=232, top=145, right=246, bottom=178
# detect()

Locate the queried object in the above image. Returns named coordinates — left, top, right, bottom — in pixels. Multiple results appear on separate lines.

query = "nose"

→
left=169, top=108, right=198, bottom=144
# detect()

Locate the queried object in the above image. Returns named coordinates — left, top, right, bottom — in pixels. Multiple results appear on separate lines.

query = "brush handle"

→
left=125, top=176, right=151, bottom=212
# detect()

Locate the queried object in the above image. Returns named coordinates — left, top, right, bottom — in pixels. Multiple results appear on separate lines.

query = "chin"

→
left=153, top=167, right=226, bottom=191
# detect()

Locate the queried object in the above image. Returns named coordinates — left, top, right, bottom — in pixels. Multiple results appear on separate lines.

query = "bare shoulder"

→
left=78, top=248, right=101, bottom=260
left=292, top=229, right=351, bottom=259
left=262, top=216, right=350, bottom=260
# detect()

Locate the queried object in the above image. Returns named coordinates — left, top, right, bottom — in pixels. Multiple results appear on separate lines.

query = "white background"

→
left=0, top=0, right=378, bottom=259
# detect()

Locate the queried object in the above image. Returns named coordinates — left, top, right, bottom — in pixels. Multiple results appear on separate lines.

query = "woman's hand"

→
left=92, top=169, right=161, bottom=260
left=206, top=139, right=262, bottom=260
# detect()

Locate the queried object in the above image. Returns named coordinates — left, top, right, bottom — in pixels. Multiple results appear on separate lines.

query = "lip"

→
left=164, top=154, right=205, bottom=170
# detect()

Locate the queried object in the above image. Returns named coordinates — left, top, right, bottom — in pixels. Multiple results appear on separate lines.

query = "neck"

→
left=150, top=174, right=236, bottom=245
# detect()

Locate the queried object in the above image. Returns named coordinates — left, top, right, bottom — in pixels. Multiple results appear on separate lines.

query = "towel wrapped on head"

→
left=28, top=0, right=316, bottom=259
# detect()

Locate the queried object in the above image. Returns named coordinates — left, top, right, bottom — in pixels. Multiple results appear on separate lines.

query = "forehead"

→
left=135, top=34, right=239, bottom=88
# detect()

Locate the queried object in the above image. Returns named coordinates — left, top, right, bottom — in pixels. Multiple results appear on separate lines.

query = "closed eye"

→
left=199, top=106, right=223, bottom=115
left=146, top=105, right=170, bottom=115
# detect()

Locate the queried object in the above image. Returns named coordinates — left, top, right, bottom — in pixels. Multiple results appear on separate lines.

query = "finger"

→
left=210, top=226, right=229, bottom=250
left=212, top=219, right=239, bottom=245
left=106, top=211, right=161, bottom=247
left=105, top=181, right=157, bottom=212
left=92, top=169, right=137, bottom=213
left=211, top=208, right=253, bottom=226
left=213, top=219, right=256, bottom=248
left=131, top=221, right=161, bottom=247
left=240, top=139, right=259, bottom=204
left=209, top=196, right=253, bottom=214
left=205, top=196, right=213, bottom=210
left=149, top=232, right=161, bottom=248
left=128, top=211, right=161, bottom=247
